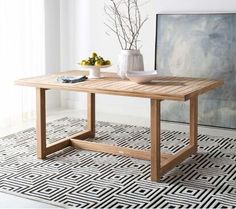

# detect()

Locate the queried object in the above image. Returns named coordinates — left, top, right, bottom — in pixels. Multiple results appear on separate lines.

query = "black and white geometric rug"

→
left=0, top=117, right=235, bottom=208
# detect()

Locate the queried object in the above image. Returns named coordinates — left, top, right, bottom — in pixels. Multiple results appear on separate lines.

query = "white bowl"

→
left=126, top=70, right=158, bottom=83
left=79, top=64, right=111, bottom=69
left=79, top=65, right=111, bottom=78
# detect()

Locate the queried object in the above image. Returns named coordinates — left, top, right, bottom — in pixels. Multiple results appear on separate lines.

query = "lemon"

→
left=80, top=60, right=87, bottom=65
left=91, top=52, right=97, bottom=58
left=104, top=60, right=111, bottom=65
left=95, top=60, right=103, bottom=66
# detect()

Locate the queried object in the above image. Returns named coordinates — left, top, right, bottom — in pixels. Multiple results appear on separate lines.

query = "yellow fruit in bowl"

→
left=79, top=52, right=111, bottom=67
left=91, top=52, right=97, bottom=58
left=80, top=60, right=87, bottom=65
left=95, top=60, right=103, bottom=66
left=104, top=60, right=111, bottom=65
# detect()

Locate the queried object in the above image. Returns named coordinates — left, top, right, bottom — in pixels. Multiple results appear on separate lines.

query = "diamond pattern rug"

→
left=0, top=117, right=235, bottom=208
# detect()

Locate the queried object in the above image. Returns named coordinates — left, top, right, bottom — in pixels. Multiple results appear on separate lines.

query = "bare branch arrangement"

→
left=104, top=0, right=148, bottom=50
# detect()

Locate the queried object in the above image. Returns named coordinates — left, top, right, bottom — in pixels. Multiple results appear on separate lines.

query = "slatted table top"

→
left=15, top=70, right=223, bottom=101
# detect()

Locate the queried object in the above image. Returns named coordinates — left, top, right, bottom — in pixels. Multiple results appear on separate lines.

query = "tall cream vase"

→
left=117, top=49, right=144, bottom=79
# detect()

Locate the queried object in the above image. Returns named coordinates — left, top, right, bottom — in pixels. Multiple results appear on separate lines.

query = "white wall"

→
left=60, top=0, right=157, bottom=121
left=156, top=0, right=236, bottom=12
left=44, top=0, right=61, bottom=110
left=60, top=0, right=236, bottom=123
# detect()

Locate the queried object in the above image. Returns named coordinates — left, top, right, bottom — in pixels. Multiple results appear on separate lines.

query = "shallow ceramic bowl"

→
left=126, top=70, right=158, bottom=83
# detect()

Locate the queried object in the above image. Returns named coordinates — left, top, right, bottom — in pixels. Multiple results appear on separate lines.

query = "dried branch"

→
left=104, top=0, right=148, bottom=50
left=104, top=5, right=124, bottom=49
left=127, top=0, right=135, bottom=38
left=129, top=16, right=148, bottom=49
left=111, top=0, right=128, bottom=49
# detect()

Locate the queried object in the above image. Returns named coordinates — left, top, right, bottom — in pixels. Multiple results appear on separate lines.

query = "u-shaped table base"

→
left=36, top=88, right=198, bottom=182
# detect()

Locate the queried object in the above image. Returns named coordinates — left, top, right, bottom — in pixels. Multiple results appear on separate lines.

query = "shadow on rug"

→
left=0, top=117, right=235, bottom=208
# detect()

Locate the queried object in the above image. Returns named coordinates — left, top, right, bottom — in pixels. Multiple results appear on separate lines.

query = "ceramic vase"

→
left=117, top=49, right=144, bottom=79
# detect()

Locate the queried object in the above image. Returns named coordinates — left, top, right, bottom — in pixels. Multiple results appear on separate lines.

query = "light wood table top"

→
left=15, top=70, right=223, bottom=101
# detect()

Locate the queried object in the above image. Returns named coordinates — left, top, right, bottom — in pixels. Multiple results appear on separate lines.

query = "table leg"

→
left=36, top=88, right=46, bottom=159
left=150, top=99, right=161, bottom=181
left=87, top=93, right=95, bottom=137
left=190, top=96, right=198, bottom=154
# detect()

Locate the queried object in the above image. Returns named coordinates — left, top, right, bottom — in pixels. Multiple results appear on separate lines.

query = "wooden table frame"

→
left=36, top=88, right=198, bottom=182
left=16, top=71, right=223, bottom=181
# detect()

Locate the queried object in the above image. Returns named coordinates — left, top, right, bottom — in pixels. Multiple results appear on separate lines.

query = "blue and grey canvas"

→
left=156, top=14, right=236, bottom=128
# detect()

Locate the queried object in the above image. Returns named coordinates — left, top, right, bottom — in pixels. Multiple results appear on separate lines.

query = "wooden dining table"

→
left=15, top=70, right=223, bottom=181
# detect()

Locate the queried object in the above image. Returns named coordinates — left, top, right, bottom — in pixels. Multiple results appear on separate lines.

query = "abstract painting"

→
left=155, top=14, right=236, bottom=128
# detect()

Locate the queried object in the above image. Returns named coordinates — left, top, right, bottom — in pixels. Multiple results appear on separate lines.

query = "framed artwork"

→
left=155, top=13, right=236, bottom=128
